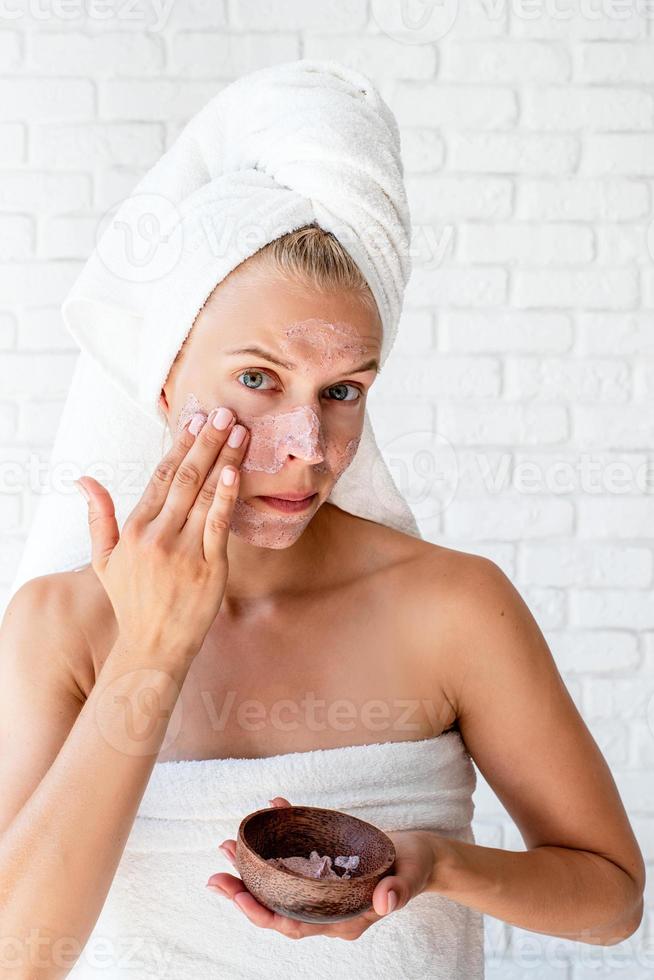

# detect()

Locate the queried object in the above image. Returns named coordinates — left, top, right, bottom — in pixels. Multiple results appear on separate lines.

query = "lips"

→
left=259, top=491, right=317, bottom=501
left=254, top=491, right=318, bottom=514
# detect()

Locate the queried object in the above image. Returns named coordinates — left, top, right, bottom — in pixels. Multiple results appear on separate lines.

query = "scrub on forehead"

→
left=172, top=317, right=372, bottom=548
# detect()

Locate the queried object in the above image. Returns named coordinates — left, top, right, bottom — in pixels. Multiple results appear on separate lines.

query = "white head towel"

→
left=10, top=58, right=422, bottom=597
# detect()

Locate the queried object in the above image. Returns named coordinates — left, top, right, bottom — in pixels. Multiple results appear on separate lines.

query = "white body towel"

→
left=67, top=731, right=484, bottom=979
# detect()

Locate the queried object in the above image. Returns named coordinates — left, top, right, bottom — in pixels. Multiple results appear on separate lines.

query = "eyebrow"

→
left=224, top=345, right=380, bottom=375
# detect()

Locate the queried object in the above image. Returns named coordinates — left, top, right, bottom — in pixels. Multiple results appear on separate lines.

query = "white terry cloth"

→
left=10, top=58, right=422, bottom=597
left=67, top=731, right=485, bottom=980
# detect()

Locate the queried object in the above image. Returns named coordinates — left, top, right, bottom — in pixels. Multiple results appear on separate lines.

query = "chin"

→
left=228, top=524, right=311, bottom=550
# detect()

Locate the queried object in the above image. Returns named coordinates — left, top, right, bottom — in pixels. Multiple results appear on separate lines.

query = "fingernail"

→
left=227, top=424, right=246, bottom=448
left=206, top=884, right=228, bottom=897
left=212, top=407, right=233, bottom=430
left=188, top=412, right=206, bottom=436
left=74, top=480, right=90, bottom=502
left=386, top=890, right=398, bottom=914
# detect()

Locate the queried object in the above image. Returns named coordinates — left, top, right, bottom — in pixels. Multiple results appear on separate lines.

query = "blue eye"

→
left=236, top=369, right=362, bottom=402
left=325, top=383, right=361, bottom=402
left=237, top=369, right=275, bottom=391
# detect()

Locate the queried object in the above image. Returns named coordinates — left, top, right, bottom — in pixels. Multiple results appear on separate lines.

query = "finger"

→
left=371, top=830, right=432, bottom=915
left=206, top=872, right=324, bottom=938
left=232, top=894, right=320, bottom=941
left=371, top=846, right=416, bottom=914
left=158, top=408, right=242, bottom=533
left=232, top=890, right=279, bottom=928
left=75, top=476, right=120, bottom=576
left=269, top=797, right=292, bottom=807
left=207, top=871, right=247, bottom=896
left=372, top=885, right=399, bottom=917
left=218, top=842, right=236, bottom=865
left=129, top=414, right=205, bottom=527
left=184, top=421, right=250, bottom=551
left=372, top=879, right=402, bottom=916
left=201, top=454, right=243, bottom=565
left=208, top=874, right=277, bottom=926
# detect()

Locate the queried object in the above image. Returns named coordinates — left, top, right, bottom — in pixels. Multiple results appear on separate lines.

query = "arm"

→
left=0, top=402, right=250, bottom=978
left=0, top=401, right=250, bottom=978
left=0, top=575, right=192, bottom=979
left=425, top=556, right=645, bottom=946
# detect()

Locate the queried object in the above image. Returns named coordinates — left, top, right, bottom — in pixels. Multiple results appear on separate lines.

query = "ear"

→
left=159, top=389, right=168, bottom=413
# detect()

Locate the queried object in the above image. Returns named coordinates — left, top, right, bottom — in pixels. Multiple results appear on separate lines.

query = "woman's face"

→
left=159, top=258, right=382, bottom=549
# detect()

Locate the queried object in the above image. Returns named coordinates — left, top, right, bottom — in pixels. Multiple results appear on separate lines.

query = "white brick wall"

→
left=1, top=4, right=653, bottom=975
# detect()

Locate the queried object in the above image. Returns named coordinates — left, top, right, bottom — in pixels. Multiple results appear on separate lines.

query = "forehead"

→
left=194, top=261, right=383, bottom=358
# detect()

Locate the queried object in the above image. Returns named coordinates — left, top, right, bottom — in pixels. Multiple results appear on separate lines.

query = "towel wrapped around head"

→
left=10, top=58, right=422, bottom=596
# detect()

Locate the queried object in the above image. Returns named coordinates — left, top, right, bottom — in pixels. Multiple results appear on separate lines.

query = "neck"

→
left=220, top=501, right=337, bottom=614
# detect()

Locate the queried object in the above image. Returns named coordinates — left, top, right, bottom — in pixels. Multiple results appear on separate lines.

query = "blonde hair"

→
left=170, top=223, right=379, bottom=371
left=251, top=223, right=377, bottom=311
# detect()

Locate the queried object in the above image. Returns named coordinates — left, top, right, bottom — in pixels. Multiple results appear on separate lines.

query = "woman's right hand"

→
left=74, top=406, right=250, bottom=663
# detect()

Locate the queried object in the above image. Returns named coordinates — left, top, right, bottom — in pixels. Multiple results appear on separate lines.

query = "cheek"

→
left=319, top=404, right=364, bottom=478
left=174, top=392, right=204, bottom=434
left=322, top=431, right=361, bottom=480
left=174, top=388, right=237, bottom=435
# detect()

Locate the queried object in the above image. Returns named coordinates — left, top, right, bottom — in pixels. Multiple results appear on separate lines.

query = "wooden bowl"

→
left=235, top=805, right=396, bottom=923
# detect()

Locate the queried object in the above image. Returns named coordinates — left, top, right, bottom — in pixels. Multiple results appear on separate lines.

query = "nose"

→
left=276, top=405, right=325, bottom=465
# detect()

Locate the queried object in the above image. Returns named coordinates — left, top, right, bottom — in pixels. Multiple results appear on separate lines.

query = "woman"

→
left=0, top=223, right=646, bottom=978
left=0, top=61, right=646, bottom=977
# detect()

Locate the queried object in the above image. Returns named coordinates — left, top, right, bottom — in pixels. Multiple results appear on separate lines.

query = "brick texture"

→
left=1, top=6, right=652, bottom=971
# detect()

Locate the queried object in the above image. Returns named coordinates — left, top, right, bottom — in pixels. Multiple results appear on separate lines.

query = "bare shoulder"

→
left=429, top=549, right=550, bottom=688
left=336, top=507, right=470, bottom=573
left=357, top=517, right=490, bottom=595
left=337, top=506, right=490, bottom=606
left=400, top=541, right=498, bottom=659
left=343, top=509, right=492, bottom=676
left=406, top=547, right=534, bottom=704
left=2, top=565, right=113, bottom=699
left=359, top=526, right=506, bottom=699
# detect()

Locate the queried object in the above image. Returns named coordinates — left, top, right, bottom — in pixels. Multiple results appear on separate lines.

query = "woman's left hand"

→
left=206, top=797, right=441, bottom=941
